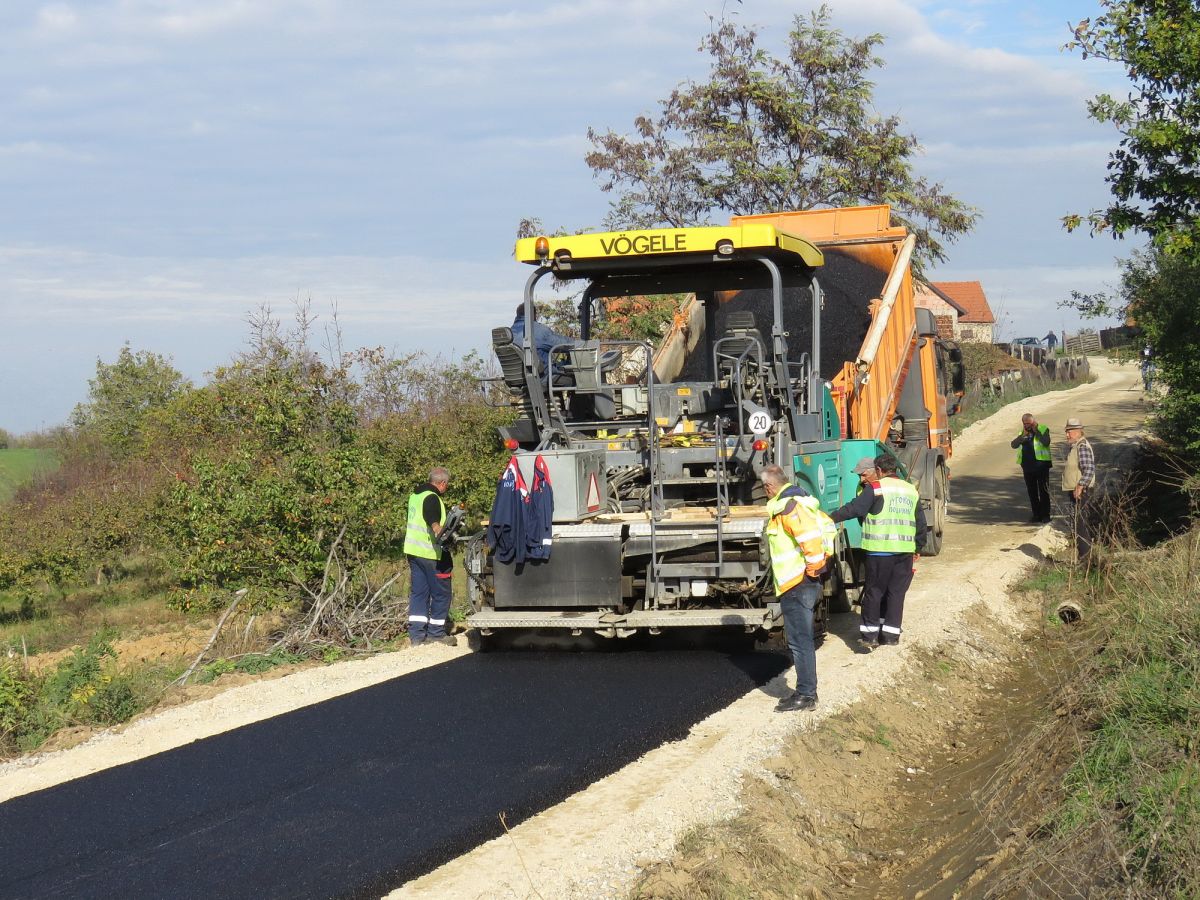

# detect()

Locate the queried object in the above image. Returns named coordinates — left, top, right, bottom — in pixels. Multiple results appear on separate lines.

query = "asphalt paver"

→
left=0, top=649, right=787, bottom=899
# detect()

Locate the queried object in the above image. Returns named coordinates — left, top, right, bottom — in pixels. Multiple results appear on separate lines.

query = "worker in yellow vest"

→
left=404, top=467, right=456, bottom=647
left=829, top=455, right=927, bottom=650
left=760, top=464, right=830, bottom=713
left=1010, top=412, right=1052, bottom=523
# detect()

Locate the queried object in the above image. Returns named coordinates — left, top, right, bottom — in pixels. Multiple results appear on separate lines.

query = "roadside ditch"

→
left=631, top=593, right=1064, bottom=899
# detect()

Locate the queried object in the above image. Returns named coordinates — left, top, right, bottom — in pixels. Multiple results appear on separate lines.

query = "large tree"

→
left=71, top=345, right=190, bottom=460
left=585, top=7, right=977, bottom=268
left=1063, top=0, right=1200, bottom=252
left=1062, top=1, right=1200, bottom=458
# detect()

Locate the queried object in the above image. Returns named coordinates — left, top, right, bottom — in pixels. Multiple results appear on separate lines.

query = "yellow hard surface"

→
left=515, top=224, right=823, bottom=267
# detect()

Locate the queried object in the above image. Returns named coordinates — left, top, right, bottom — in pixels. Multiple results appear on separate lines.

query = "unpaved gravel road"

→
left=0, top=358, right=1144, bottom=900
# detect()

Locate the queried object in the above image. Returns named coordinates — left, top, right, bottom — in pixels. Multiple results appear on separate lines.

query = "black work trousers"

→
left=1022, top=463, right=1052, bottom=521
left=860, top=553, right=915, bottom=644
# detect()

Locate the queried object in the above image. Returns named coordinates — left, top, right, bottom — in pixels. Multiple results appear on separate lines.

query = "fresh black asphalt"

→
left=0, top=649, right=788, bottom=899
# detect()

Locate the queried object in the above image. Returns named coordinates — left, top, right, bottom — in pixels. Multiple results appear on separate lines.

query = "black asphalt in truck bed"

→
left=0, top=649, right=788, bottom=900
left=676, top=249, right=883, bottom=383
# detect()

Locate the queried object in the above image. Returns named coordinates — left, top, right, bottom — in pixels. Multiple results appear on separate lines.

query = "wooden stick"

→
left=174, top=591, right=244, bottom=686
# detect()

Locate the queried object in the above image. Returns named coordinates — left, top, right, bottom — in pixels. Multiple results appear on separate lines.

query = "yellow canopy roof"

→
left=515, top=224, right=824, bottom=268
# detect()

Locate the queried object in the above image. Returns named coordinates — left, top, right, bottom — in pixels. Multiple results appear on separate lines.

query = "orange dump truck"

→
left=654, top=204, right=964, bottom=564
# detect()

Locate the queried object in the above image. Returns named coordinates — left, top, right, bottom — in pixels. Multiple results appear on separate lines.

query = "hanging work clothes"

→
left=525, top=455, right=554, bottom=561
left=487, top=456, right=529, bottom=565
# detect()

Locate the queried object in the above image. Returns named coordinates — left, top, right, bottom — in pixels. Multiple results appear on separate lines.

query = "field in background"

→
left=0, top=449, right=59, bottom=503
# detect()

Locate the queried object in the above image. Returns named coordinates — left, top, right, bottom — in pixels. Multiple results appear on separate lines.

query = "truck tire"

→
left=841, top=550, right=866, bottom=607
left=923, top=463, right=947, bottom=557
left=825, top=556, right=852, bottom=614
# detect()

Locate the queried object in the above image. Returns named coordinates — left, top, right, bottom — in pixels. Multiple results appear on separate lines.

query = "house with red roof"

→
left=914, top=280, right=996, bottom=343
left=913, top=281, right=966, bottom=340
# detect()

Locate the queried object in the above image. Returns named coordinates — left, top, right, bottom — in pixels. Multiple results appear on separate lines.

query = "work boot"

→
left=854, top=638, right=875, bottom=654
left=878, top=634, right=900, bottom=647
left=431, top=634, right=458, bottom=647
left=776, top=692, right=818, bottom=713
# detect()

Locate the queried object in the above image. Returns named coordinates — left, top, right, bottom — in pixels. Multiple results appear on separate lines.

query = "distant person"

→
left=1061, top=418, right=1096, bottom=567
left=760, top=464, right=828, bottom=713
left=404, top=467, right=457, bottom=647
left=1140, top=344, right=1155, bottom=392
left=511, top=303, right=575, bottom=379
left=829, top=455, right=927, bottom=650
left=1043, top=331, right=1058, bottom=351
left=1010, top=412, right=1052, bottom=523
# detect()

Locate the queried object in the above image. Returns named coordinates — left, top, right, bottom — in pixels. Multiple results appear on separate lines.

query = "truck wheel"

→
left=923, top=464, right=947, bottom=557
left=826, top=557, right=852, bottom=614
left=841, top=550, right=866, bottom=607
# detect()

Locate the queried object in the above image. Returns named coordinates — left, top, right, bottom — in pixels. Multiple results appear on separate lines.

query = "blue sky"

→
left=1, top=0, right=1128, bottom=433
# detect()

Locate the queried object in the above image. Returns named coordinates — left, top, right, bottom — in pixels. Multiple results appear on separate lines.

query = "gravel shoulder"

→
left=0, top=359, right=1142, bottom=899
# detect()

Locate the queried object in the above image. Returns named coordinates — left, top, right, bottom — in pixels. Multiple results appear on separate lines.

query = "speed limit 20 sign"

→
left=747, top=410, right=773, bottom=435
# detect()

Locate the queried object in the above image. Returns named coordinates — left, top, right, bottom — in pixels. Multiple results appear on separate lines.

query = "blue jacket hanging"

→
left=525, top=455, right=554, bottom=561
left=487, top=456, right=528, bottom=565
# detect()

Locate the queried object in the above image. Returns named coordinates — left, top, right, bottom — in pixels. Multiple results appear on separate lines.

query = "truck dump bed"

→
left=656, top=205, right=919, bottom=444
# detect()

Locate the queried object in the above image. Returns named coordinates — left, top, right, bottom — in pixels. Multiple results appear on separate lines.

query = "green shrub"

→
left=43, top=631, right=118, bottom=713
left=198, top=649, right=305, bottom=683
left=1, top=629, right=153, bottom=755
left=1051, top=532, right=1200, bottom=895
left=89, top=676, right=140, bottom=725
left=0, top=660, right=35, bottom=740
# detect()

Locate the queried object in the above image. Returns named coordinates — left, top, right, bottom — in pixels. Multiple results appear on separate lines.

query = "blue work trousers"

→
left=779, top=579, right=821, bottom=699
left=407, top=555, right=452, bottom=642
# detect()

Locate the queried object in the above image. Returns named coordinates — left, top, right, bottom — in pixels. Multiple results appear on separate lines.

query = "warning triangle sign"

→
left=586, top=472, right=601, bottom=511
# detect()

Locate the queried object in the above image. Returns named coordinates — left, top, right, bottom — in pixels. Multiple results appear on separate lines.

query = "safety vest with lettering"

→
left=861, top=477, right=919, bottom=553
left=765, top=489, right=829, bottom=596
left=403, top=489, right=445, bottom=560
left=1014, top=424, right=1052, bottom=465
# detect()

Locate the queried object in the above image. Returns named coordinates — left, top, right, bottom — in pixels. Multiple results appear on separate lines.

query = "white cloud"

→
left=0, top=140, right=92, bottom=161
left=153, top=1, right=263, bottom=36
left=37, top=3, right=78, bottom=30
left=922, top=139, right=1113, bottom=166
left=0, top=245, right=520, bottom=330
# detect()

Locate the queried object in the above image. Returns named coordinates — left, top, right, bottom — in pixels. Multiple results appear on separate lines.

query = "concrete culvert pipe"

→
left=1056, top=600, right=1083, bottom=624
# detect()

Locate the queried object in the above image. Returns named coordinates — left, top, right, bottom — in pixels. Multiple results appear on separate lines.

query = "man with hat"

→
left=829, top=455, right=927, bottom=650
left=1062, top=417, right=1096, bottom=565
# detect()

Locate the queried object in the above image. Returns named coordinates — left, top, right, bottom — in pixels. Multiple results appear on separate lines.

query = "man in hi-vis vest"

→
left=1010, top=412, right=1052, bottom=523
left=404, top=467, right=456, bottom=647
left=760, top=464, right=831, bottom=713
left=829, top=455, right=927, bottom=650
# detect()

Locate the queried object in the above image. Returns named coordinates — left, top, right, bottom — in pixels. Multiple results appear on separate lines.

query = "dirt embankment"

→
left=635, top=596, right=1062, bottom=899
